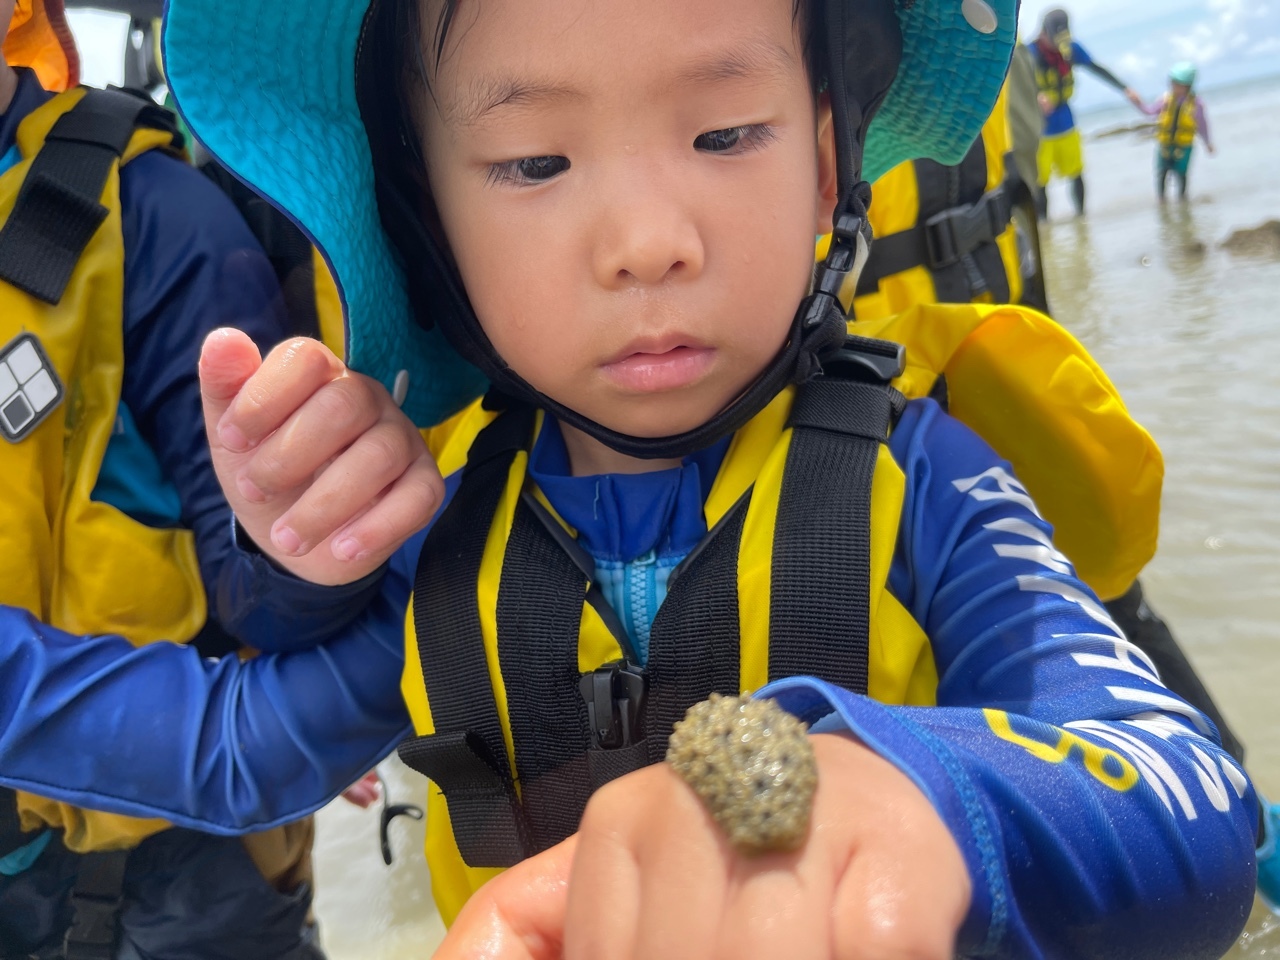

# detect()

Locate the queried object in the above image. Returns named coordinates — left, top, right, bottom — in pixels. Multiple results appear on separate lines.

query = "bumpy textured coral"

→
left=666, top=694, right=817, bottom=855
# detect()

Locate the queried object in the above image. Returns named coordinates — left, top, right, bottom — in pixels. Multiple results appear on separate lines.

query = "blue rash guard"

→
left=0, top=69, right=383, bottom=655
left=0, top=390, right=1259, bottom=958
left=1038, top=41, right=1132, bottom=138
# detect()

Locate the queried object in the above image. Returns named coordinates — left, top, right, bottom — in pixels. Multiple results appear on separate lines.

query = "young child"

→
left=0, top=0, right=1261, bottom=956
left=1140, top=61, right=1215, bottom=201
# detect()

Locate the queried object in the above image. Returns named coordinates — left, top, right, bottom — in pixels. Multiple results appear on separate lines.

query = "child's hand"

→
left=199, top=329, right=444, bottom=585
left=438, top=733, right=971, bottom=959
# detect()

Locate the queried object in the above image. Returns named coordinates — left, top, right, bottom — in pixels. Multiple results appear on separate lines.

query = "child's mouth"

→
left=601, top=340, right=716, bottom=393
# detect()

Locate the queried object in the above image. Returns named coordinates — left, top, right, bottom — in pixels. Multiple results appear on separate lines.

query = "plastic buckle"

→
left=924, top=192, right=1001, bottom=270
left=579, top=662, right=647, bottom=750
left=63, top=894, right=121, bottom=960
left=824, top=336, right=906, bottom=384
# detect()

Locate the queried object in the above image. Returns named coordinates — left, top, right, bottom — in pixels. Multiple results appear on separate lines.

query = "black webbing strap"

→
left=768, top=347, right=906, bottom=694
left=397, top=403, right=537, bottom=868
left=857, top=142, right=1011, bottom=305
left=642, top=497, right=750, bottom=764
left=494, top=502, right=595, bottom=853
left=62, top=849, right=130, bottom=960
left=0, top=88, right=176, bottom=305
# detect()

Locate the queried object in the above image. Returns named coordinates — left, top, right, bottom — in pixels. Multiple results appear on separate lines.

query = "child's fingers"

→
left=268, top=423, right=440, bottom=558
left=435, top=836, right=578, bottom=960
left=237, top=375, right=388, bottom=499
left=322, top=454, right=444, bottom=565
left=199, top=328, right=264, bottom=445
left=215, top=336, right=346, bottom=453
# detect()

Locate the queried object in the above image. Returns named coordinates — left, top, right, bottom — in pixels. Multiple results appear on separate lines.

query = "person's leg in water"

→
left=1036, top=133, right=1055, bottom=221
left=1070, top=175, right=1086, bottom=216
left=1157, top=155, right=1171, bottom=202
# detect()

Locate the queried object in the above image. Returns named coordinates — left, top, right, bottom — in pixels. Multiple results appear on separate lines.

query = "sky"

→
left=68, top=0, right=1280, bottom=111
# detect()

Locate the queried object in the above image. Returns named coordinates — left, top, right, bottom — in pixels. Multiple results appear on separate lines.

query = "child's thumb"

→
left=199, top=328, right=263, bottom=439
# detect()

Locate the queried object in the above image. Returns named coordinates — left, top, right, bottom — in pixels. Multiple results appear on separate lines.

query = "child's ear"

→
left=815, top=92, right=839, bottom=235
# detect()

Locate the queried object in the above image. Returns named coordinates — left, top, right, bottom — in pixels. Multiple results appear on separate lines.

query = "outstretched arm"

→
left=760, top=400, right=1257, bottom=958
left=0, top=534, right=424, bottom=833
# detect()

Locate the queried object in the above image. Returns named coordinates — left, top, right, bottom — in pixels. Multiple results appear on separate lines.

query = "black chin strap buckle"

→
left=579, top=661, right=647, bottom=750
left=823, top=335, right=906, bottom=385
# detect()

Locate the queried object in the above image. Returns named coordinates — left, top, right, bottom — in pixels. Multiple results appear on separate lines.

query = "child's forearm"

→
left=0, top=595, right=413, bottom=832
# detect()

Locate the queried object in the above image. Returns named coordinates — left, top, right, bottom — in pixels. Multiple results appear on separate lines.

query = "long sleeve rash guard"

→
left=0, top=399, right=1258, bottom=958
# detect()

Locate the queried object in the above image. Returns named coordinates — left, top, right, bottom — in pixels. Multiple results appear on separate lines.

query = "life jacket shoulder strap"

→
left=858, top=140, right=1014, bottom=305
left=0, top=87, right=179, bottom=306
left=400, top=341, right=905, bottom=869
left=397, top=399, right=538, bottom=868
left=61, top=849, right=131, bottom=960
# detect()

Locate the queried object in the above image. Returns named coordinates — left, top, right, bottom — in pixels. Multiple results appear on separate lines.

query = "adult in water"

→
left=1030, top=7, right=1143, bottom=218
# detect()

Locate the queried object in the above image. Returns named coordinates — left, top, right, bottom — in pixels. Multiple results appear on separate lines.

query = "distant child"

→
left=0, top=0, right=1262, bottom=956
left=1141, top=62, right=1215, bottom=200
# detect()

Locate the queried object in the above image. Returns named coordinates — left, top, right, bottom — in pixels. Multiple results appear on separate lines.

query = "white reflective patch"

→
left=7, top=339, right=42, bottom=382
left=23, top=369, right=59, bottom=412
left=0, top=362, right=16, bottom=401
left=953, top=466, right=1042, bottom=518
left=1017, top=575, right=1124, bottom=637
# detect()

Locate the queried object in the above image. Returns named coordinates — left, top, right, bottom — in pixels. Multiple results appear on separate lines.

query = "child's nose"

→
left=592, top=181, right=705, bottom=288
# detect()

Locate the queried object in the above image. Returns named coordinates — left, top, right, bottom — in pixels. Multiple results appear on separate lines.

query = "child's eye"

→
left=694, top=125, right=777, bottom=154
left=487, top=155, right=570, bottom=186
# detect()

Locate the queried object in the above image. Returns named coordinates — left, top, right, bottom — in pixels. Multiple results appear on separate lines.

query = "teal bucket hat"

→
left=164, top=0, right=1017, bottom=430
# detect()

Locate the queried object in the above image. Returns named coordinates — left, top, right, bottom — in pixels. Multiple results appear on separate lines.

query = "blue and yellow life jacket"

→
left=0, top=87, right=197, bottom=854
left=1158, top=94, right=1198, bottom=152
left=396, top=303, right=1162, bottom=925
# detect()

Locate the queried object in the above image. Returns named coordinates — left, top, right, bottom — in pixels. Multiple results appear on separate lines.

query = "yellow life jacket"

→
left=0, top=88, right=198, bottom=853
left=1033, top=45, right=1074, bottom=110
left=820, top=87, right=1026, bottom=321
left=399, top=304, right=1161, bottom=925
left=1158, top=94, right=1198, bottom=151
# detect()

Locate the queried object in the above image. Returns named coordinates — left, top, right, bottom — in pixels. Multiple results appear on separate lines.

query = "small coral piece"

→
left=666, top=693, right=817, bottom=855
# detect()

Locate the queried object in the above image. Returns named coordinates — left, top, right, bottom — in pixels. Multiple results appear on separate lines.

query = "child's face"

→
left=418, top=0, right=837, bottom=440
left=1171, top=81, right=1191, bottom=97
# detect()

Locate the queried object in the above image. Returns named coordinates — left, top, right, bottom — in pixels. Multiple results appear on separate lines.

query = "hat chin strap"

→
left=446, top=186, right=873, bottom=462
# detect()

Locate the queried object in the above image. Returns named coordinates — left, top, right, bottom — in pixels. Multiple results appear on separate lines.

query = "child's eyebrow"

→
left=452, top=75, right=586, bottom=128
left=672, top=39, right=796, bottom=88
left=450, top=37, right=795, bottom=128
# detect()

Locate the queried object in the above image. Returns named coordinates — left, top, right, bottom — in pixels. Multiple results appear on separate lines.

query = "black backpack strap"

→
left=396, top=401, right=537, bottom=868
left=769, top=336, right=906, bottom=693
left=0, top=87, right=178, bottom=305
left=62, top=849, right=130, bottom=960
left=857, top=140, right=1012, bottom=305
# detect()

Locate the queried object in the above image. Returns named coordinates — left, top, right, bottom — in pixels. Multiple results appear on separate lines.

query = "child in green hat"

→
left=1138, top=61, right=1215, bottom=200
left=0, top=0, right=1262, bottom=955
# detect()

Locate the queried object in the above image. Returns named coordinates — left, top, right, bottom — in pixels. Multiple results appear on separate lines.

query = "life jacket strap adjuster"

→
left=579, top=662, right=647, bottom=750
left=923, top=185, right=1011, bottom=269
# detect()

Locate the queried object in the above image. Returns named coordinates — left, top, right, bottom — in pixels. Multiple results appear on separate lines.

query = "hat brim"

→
left=164, top=0, right=1015, bottom=428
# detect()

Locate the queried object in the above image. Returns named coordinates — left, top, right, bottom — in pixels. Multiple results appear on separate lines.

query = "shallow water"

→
left=308, top=75, right=1280, bottom=957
